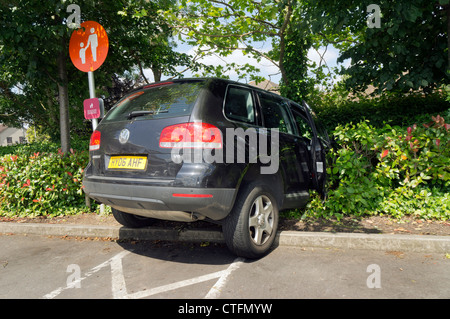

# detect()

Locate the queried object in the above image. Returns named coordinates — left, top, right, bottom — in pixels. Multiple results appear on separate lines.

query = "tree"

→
left=0, top=0, right=193, bottom=151
left=163, top=0, right=313, bottom=100
left=278, top=5, right=314, bottom=100
left=306, top=0, right=450, bottom=93
left=161, top=0, right=450, bottom=100
left=0, top=1, right=71, bottom=151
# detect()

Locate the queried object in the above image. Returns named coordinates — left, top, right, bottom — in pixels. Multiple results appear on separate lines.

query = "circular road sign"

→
left=69, top=21, right=109, bottom=72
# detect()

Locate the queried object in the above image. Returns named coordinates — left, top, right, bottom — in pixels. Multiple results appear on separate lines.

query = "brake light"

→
left=89, top=130, right=101, bottom=151
left=159, top=122, right=222, bottom=149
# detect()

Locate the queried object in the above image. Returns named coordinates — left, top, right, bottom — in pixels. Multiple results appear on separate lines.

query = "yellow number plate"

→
left=108, top=156, right=147, bottom=170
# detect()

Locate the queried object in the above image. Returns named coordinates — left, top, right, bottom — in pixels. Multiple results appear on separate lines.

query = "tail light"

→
left=159, top=122, right=222, bottom=149
left=89, top=130, right=101, bottom=151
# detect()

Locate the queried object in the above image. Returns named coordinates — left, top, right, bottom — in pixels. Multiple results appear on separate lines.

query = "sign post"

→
left=69, top=20, right=109, bottom=130
left=88, top=71, right=98, bottom=129
left=69, top=20, right=108, bottom=212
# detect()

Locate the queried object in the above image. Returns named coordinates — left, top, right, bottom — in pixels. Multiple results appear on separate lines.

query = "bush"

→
left=305, top=114, right=450, bottom=220
left=313, top=93, right=450, bottom=130
left=0, top=143, right=92, bottom=217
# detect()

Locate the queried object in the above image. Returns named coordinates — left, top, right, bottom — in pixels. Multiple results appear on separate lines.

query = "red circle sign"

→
left=69, top=21, right=109, bottom=72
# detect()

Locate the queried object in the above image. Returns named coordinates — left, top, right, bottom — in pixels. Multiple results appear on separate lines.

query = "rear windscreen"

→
left=102, top=81, right=204, bottom=123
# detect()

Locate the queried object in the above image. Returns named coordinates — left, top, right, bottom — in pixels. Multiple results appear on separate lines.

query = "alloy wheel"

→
left=248, top=195, right=274, bottom=245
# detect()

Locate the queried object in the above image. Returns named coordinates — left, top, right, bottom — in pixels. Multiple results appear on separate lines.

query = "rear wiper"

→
left=127, top=110, right=168, bottom=119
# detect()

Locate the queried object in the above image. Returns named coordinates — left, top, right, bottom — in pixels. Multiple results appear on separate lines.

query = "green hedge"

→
left=313, top=93, right=450, bottom=130
left=304, top=114, right=450, bottom=220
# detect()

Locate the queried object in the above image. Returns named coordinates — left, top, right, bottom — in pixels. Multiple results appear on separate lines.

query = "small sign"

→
left=84, top=98, right=104, bottom=120
left=69, top=21, right=109, bottom=72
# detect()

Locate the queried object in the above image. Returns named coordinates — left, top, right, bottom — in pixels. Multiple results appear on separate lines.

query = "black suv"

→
left=83, top=78, right=330, bottom=258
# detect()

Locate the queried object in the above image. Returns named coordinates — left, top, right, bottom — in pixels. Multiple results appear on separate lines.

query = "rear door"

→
left=256, top=91, right=306, bottom=193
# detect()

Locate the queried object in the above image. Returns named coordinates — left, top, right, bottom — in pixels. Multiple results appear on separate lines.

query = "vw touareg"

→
left=83, top=78, right=330, bottom=258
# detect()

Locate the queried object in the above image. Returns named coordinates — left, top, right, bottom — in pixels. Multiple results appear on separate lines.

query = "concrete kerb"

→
left=276, top=231, right=450, bottom=253
left=1, top=222, right=450, bottom=254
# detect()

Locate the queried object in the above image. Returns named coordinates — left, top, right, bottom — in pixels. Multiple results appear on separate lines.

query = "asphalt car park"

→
left=1, top=233, right=449, bottom=300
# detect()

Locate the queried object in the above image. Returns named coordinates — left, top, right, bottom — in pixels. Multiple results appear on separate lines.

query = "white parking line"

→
left=110, top=252, right=128, bottom=298
left=43, top=250, right=243, bottom=299
left=43, top=250, right=131, bottom=299
left=123, top=269, right=225, bottom=299
left=204, top=257, right=244, bottom=299
left=121, top=257, right=244, bottom=299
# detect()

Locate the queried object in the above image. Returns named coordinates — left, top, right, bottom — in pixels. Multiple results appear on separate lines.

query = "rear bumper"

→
left=83, top=176, right=236, bottom=221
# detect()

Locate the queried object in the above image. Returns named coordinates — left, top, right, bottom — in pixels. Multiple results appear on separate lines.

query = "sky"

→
left=143, top=40, right=350, bottom=86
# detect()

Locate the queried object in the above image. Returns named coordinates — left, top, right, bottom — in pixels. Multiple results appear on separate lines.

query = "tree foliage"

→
left=163, top=0, right=312, bottom=99
left=0, top=0, right=193, bottom=149
left=165, top=0, right=450, bottom=97
left=306, top=0, right=450, bottom=93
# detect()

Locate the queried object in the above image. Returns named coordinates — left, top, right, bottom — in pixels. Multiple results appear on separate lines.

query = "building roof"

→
left=0, top=124, right=8, bottom=134
left=248, top=80, right=280, bottom=94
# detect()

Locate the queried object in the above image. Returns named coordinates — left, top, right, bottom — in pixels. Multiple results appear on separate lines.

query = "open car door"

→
left=302, top=101, right=331, bottom=197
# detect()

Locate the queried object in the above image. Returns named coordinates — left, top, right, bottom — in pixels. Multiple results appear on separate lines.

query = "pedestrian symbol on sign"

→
left=79, top=28, right=99, bottom=63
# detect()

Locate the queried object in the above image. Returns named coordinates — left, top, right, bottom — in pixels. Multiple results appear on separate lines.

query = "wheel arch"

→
left=235, top=163, right=285, bottom=209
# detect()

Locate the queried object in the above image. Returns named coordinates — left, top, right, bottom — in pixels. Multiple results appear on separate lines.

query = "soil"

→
left=1, top=212, right=449, bottom=237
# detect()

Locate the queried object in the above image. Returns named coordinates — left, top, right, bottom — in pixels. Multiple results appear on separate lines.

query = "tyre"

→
left=222, top=183, right=279, bottom=259
left=112, top=208, right=155, bottom=228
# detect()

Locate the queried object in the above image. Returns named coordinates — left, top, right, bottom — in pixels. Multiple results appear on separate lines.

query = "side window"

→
left=304, top=101, right=330, bottom=143
left=257, top=92, right=294, bottom=134
left=224, top=86, right=255, bottom=124
left=292, top=109, right=314, bottom=140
